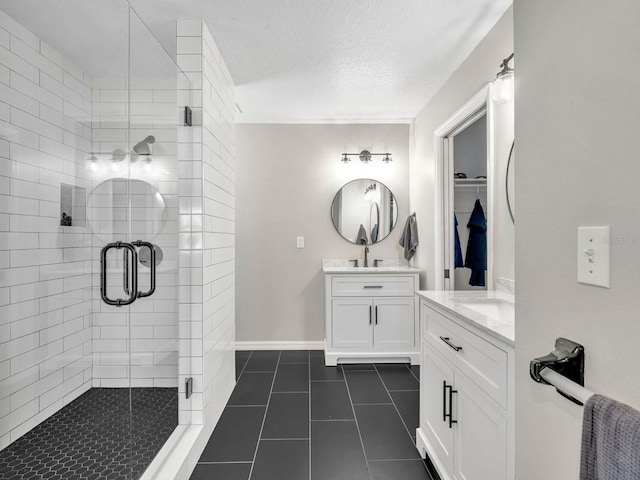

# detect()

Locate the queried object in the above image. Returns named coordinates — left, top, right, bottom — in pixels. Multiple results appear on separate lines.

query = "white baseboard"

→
left=235, top=341, right=325, bottom=351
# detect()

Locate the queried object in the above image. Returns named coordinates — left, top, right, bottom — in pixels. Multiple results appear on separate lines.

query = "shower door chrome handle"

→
left=101, top=242, right=138, bottom=307
left=132, top=240, right=156, bottom=298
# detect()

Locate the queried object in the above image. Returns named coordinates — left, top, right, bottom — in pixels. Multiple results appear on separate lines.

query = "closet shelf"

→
left=454, top=178, right=487, bottom=187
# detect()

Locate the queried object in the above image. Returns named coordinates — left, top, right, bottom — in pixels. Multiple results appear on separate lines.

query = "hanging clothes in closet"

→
left=464, top=199, right=487, bottom=286
left=454, top=214, right=464, bottom=268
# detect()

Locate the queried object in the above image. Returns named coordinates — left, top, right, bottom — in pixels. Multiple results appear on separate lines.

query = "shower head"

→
left=133, top=135, right=156, bottom=155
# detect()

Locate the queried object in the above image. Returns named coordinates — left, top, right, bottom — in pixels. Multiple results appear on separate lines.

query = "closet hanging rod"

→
left=454, top=184, right=487, bottom=188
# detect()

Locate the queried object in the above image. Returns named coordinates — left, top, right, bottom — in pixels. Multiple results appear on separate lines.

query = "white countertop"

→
left=322, top=266, right=422, bottom=274
left=322, top=258, right=420, bottom=274
left=417, top=290, right=515, bottom=346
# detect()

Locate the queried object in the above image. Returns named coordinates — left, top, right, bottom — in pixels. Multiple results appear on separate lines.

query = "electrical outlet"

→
left=296, top=236, right=304, bottom=248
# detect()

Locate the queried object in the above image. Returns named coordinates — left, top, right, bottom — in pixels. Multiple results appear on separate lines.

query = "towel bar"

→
left=531, top=337, right=590, bottom=405
left=539, top=368, right=594, bottom=406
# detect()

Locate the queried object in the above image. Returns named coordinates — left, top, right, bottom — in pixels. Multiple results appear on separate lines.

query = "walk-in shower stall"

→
left=0, top=2, right=196, bottom=477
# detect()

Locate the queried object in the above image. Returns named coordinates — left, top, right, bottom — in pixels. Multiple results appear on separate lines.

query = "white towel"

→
left=399, top=215, right=418, bottom=261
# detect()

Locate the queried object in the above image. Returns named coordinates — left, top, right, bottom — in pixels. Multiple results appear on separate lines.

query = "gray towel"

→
left=580, top=394, right=640, bottom=480
left=399, top=215, right=418, bottom=261
left=356, top=224, right=368, bottom=244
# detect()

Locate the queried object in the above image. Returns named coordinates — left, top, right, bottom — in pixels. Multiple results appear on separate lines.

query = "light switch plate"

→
left=577, top=226, right=610, bottom=288
left=296, top=236, right=304, bottom=248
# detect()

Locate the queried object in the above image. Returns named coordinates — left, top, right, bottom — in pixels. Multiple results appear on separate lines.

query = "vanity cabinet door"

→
left=373, top=298, right=415, bottom=350
left=453, top=372, right=507, bottom=480
left=421, top=343, right=455, bottom=476
left=331, top=299, right=374, bottom=348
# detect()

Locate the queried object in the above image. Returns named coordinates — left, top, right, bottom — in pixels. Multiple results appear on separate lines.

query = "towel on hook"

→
left=399, top=214, right=418, bottom=261
left=356, top=224, right=368, bottom=245
left=454, top=214, right=464, bottom=268
left=580, top=394, right=640, bottom=480
left=371, top=224, right=379, bottom=243
left=464, top=199, right=487, bottom=286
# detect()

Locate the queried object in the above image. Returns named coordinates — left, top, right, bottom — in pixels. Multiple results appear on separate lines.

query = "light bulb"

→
left=110, top=159, right=121, bottom=172
left=87, top=154, right=100, bottom=172
left=492, top=71, right=514, bottom=104
left=143, top=157, right=152, bottom=172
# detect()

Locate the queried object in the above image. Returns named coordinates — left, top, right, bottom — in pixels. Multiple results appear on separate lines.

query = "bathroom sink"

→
left=455, top=297, right=514, bottom=322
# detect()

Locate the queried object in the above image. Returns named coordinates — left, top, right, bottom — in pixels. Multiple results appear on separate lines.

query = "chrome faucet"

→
left=364, top=245, right=369, bottom=267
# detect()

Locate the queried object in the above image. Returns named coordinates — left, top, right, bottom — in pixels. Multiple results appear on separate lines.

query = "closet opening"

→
left=434, top=87, right=494, bottom=291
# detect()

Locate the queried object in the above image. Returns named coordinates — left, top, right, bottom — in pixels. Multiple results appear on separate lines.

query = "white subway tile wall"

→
left=89, top=75, right=179, bottom=389
left=0, top=9, right=93, bottom=450
left=176, top=20, right=236, bottom=436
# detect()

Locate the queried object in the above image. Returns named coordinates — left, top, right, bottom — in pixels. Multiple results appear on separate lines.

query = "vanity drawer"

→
left=331, top=275, right=415, bottom=297
left=422, top=305, right=508, bottom=408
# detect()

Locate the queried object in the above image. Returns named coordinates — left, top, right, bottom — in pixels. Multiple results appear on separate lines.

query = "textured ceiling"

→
left=1, top=0, right=512, bottom=123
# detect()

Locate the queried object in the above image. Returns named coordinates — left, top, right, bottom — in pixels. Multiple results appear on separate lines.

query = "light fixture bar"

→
left=340, top=150, right=393, bottom=164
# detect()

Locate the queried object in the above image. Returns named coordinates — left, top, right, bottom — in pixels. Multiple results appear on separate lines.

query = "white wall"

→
left=176, top=20, right=236, bottom=436
left=236, top=123, right=410, bottom=344
left=409, top=7, right=513, bottom=289
left=0, top=9, right=93, bottom=449
left=514, top=1, right=640, bottom=478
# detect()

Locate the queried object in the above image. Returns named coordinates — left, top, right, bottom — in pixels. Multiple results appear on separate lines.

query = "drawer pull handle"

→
left=369, top=305, right=372, bottom=325
left=440, top=336, right=463, bottom=352
left=363, top=285, right=383, bottom=289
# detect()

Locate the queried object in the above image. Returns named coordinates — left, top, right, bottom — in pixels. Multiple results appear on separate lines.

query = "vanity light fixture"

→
left=87, top=153, right=100, bottom=172
left=492, top=53, right=514, bottom=104
left=110, top=149, right=127, bottom=172
left=341, top=150, right=392, bottom=164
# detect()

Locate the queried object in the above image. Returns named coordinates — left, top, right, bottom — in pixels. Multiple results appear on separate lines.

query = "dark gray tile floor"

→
left=0, top=388, right=178, bottom=480
left=190, top=350, right=440, bottom=480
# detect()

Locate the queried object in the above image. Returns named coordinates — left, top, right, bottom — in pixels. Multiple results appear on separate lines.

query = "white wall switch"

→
left=296, top=236, right=304, bottom=248
left=577, top=226, right=610, bottom=288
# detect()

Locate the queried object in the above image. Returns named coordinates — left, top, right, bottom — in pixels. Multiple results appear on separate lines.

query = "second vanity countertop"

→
left=417, top=290, right=515, bottom=346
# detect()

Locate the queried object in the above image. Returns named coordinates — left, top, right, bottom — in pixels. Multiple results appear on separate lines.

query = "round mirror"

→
left=506, top=140, right=515, bottom=223
left=88, top=178, right=168, bottom=242
left=330, top=178, right=398, bottom=245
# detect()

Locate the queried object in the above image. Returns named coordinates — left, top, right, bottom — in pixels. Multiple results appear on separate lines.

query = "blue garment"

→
left=454, top=214, right=464, bottom=268
left=464, top=199, right=487, bottom=286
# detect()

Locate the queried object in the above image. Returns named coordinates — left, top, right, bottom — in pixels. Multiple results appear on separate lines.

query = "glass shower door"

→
left=127, top=7, right=180, bottom=478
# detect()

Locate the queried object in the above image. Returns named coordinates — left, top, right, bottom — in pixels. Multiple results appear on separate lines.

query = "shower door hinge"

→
left=444, top=269, right=450, bottom=279
left=184, top=106, right=192, bottom=126
left=185, top=377, right=193, bottom=399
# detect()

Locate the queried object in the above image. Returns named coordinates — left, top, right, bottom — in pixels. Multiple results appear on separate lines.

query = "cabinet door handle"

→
left=439, top=336, right=463, bottom=352
left=375, top=305, right=378, bottom=325
left=363, top=285, right=383, bottom=289
left=443, top=382, right=458, bottom=428
left=369, top=305, right=372, bottom=325
left=442, top=381, right=447, bottom=422
left=448, top=386, right=458, bottom=428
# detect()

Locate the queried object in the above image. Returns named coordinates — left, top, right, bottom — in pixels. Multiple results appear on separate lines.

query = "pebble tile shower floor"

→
left=190, top=350, right=440, bottom=480
left=0, top=388, right=178, bottom=480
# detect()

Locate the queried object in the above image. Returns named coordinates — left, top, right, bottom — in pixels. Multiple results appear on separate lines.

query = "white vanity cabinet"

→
left=323, top=270, right=421, bottom=366
left=416, top=294, right=515, bottom=480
